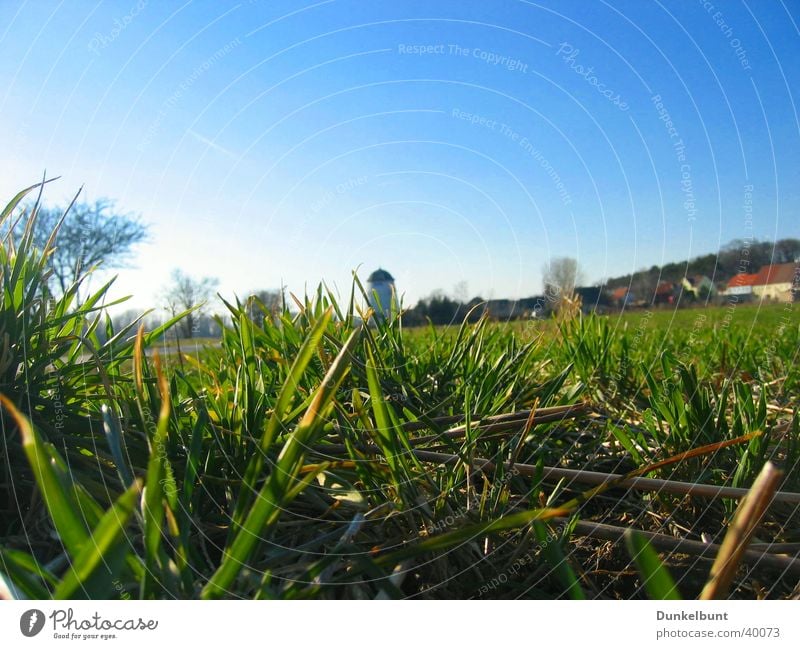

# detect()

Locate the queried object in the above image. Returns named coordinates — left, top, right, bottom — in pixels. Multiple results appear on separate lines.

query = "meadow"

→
left=1, top=185, right=798, bottom=600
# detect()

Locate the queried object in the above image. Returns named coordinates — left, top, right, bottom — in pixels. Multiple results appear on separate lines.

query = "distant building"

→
left=520, top=296, right=550, bottom=318
left=724, top=273, right=758, bottom=297
left=724, top=263, right=797, bottom=302
left=751, top=263, right=798, bottom=302
left=610, top=286, right=635, bottom=307
left=653, top=281, right=677, bottom=305
left=574, top=286, right=609, bottom=313
left=682, top=275, right=716, bottom=299
left=367, top=268, right=397, bottom=317
left=485, top=296, right=549, bottom=320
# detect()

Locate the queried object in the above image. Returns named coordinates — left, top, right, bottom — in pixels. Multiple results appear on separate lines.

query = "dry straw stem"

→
left=401, top=403, right=588, bottom=433
left=700, top=462, right=784, bottom=600
left=324, top=404, right=587, bottom=449
left=552, top=518, right=800, bottom=576
left=407, top=403, right=589, bottom=444
left=340, top=447, right=800, bottom=505
left=319, top=426, right=800, bottom=504
left=749, top=542, right=800, bottom=553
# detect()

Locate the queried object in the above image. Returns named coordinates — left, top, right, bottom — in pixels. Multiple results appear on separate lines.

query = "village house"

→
left=723, top=272, right=758, bottom=298
left=681, top=275, right=716, bottom=299
left=610, top=286, right=635, bottom=307
left=752, top=262, right=797, bottom=302
left=725, top=262, right=800, bottom=302
left=724, top=262, right=798, bottom=302
left=654, top=281, right=678, bottom=305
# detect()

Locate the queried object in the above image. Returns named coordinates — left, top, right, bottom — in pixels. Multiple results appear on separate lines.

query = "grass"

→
left=1, top=182, right=798, bottom=600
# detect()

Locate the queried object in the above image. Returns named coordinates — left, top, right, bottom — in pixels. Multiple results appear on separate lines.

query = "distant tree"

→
left=411, top=289, right=462, bottom=325
left=774, top=238, right=800, bottom=263
left=465, top=296, right=487, bottom=322
left=111, top=308, right=144, bottom=333
left=162, top=269, right=219, bottom=338
left=453, top=280, right=469, bottom=304
left=660, top=261, right=683, bottom=280
left=718, top=240, right=747, bottom=275
left=542, top=257, right=584, bottom=305
left=630, top=271, right=657, bottom=304
left=428, top=294, right=460, bottom=324
left=246, top=288, right=284, bottom=327
left=598, top=238, right=800, bottom=308
left=20, top=199, right=148, bottom=296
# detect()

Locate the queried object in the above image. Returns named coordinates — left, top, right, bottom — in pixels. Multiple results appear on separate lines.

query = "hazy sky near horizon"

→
left=1, top=0, right=798, bottom=311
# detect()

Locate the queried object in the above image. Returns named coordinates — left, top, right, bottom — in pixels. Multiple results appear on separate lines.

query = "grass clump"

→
left=1, top=183, right=798, bottom=600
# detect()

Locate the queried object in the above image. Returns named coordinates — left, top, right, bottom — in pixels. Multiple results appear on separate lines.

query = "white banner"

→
left=0, top=601, right=796, bottom=648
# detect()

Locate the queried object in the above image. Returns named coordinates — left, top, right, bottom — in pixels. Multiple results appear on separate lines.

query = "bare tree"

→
left=246, top=288, right=284, bottom=326
left=162, top=269, right=219, bottom=338
left=542, top=257, right=584, bottom=305
left=452, top=280, right=469, bottom=304
left=111, top=308, right=144, bottom=333
left=21, top=199, right=148, bottom=296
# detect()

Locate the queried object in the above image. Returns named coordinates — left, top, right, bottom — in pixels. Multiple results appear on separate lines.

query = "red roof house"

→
left=751, top=263, right=798, bottom=302
left=725, top=273, right=758, bottom=296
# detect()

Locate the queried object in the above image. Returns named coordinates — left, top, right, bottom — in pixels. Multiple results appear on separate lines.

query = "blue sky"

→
left=1, top=0, right=798, bottom=311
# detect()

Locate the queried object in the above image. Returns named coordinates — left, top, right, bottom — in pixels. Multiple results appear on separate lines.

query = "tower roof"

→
left=367, top=268, right=394, bottom=282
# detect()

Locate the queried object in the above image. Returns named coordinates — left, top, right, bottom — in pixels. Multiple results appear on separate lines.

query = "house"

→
left=751, top=262, right=798, bottom=302
left=653, top=281, right=677, bottom=305
left=724, top=273, right=758, bottom=297
left=681, top=275, right=716, bottom=299
left=610, top=286, right=635, bottom=307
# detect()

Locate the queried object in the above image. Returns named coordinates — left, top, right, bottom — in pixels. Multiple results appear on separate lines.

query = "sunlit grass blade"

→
left=140, top=354, right=172, bottom=598
left=201, top=325, right=362, bottom=598
left=54, top=479, right=142, bottom=599
left=625, top=529, right=681, bottom=600
left=101, top=404, right=134, bottom=488
left=375, top=507, right=571, bottom=565
left=231, top=307, right=334, bottom=530
left=0, top=548, right=58, bottom=598
left=0, top=177, right=58, bottom=225
left=0, top=395, right=91, bottom=557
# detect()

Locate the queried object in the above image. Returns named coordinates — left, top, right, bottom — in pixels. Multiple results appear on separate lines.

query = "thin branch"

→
left=550, top=517, right=800, bottom=577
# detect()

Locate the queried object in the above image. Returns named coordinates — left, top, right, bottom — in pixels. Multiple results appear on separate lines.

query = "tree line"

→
left=15, top=199, right=285, bottom=339
left=18, top=198, right=799, bottom=332
left=604, top=238, right=800, bottom=290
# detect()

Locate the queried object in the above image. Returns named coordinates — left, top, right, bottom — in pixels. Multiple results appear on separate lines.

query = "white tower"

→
left=367, top=268, right=396, bottom=318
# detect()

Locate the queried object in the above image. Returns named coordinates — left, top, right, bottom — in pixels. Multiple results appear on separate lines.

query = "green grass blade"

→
left=375, top=506, right=570, bottom=566
left=201, top=325, right=362, bottom=598
left=140, top=358, right=172, bottom=598
left=533, top=520, right=585, bottom=599
left=54, top=480, right=141, bottom=599
left=231, top=308, right=334, bottom=529
left=0, top=395, right=90, bottom=556
left=0, top=178, right=58, bottom=225
left=625, top=529, right=681, bottom=600
left=0, top=548, right=57, bottom=598
left=101, top=404, right=134, bottom=488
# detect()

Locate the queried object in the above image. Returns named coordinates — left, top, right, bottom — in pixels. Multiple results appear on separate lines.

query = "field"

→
left=1, top=186, right=799, bottom=600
